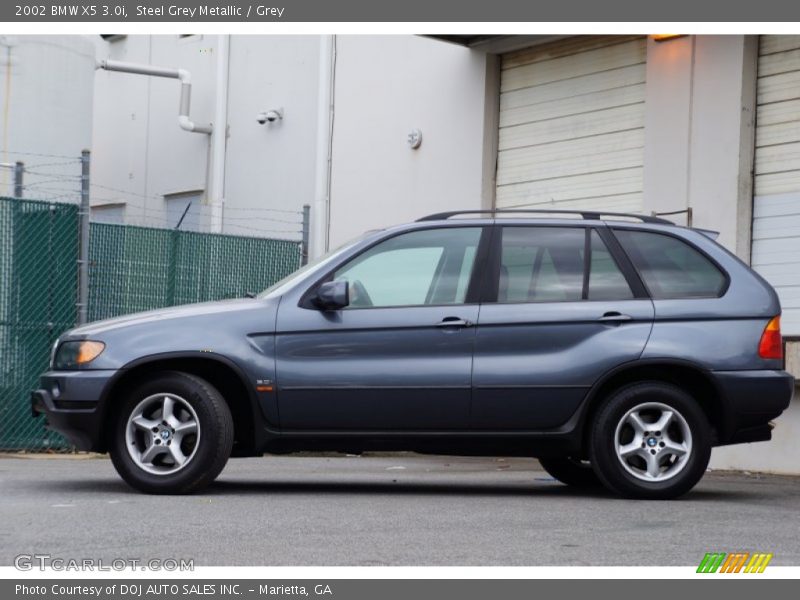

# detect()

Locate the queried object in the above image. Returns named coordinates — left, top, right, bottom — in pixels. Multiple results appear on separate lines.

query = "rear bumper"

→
left=31, top=370, right=116, bottom=451
left=712, top=369, right=794, bottom=445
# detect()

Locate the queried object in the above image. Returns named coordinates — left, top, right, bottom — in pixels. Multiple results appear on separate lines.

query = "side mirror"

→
left=312, top=280, right=349, bottom=311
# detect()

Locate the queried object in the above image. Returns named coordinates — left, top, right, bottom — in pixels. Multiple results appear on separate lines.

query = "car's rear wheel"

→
left=109, top=371, right=233, bottom=494
left=538, top=456, right=602, bottom=488
left=589, top=382, right=711, bottom=500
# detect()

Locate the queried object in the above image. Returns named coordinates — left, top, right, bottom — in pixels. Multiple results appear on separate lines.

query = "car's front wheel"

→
left=109, top=371, right=233, bottom=494
left=589, top=382, right=711, bottom=500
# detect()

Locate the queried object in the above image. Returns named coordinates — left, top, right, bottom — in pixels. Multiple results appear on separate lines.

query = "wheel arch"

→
left=576, top=359, right=727, bottom=454
left=98, top=352, right=263, bottom=456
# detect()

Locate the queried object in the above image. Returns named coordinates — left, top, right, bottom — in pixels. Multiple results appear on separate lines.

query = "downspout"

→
left=96, top=59, right=212, bottom=135
left=208, top=35, right=230, bottom=233
left=312, top=35, right=335, bottom=259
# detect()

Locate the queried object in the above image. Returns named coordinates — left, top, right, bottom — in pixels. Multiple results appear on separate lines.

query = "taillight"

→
left=758, top=316, right=783, bottom=360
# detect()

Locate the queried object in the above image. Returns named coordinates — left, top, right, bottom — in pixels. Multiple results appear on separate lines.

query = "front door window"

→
left=332, top=227, right=482, bottom=308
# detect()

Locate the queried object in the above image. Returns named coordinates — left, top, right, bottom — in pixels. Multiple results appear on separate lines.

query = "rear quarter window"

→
left=613, top=229, right=727, bottom=299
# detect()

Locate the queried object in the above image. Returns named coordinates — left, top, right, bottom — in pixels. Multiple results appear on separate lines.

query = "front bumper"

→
left=31, top=370, right=116, bottom=451
left=712, top=369, right=794, bottom=445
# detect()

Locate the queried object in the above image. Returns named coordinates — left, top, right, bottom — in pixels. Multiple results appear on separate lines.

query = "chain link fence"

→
left=0, top=195, right=304, bottom=451
left=88, top=223, right=302, bottom=320
left=0, top=197, right=80, bottom=449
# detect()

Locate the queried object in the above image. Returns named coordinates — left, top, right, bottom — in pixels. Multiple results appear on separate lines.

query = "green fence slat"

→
left=0, top=197, right=78, bottom=450
left=87, top=222, right=301, bottom=320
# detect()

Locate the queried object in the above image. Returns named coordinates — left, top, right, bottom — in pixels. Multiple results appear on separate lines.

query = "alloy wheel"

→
left=613, top=401, right=693, bottom=482
left=124, top=393, right=200, bottom=475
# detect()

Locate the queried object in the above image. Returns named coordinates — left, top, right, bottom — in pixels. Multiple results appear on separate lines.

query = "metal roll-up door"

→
left=496, top=36, right=647, bottom=214
left=752, top=35, right=800, bottom=334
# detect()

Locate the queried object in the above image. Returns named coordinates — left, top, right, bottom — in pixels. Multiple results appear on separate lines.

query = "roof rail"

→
left=416, top=209, right=673, bottom=225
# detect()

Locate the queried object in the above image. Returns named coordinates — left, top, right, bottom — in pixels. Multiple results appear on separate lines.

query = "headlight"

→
left=53, top=341, right=106, bottom=369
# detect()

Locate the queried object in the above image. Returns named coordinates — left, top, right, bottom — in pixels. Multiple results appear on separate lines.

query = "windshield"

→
left=257, top=232, right=372, bottom=299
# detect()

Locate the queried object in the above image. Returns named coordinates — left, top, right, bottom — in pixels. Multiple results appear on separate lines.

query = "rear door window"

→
left=497, top=227, right=633, bottom=303
left=613, top=229, right=726, bottom=299
left=588, top=230, right=634, bottom=300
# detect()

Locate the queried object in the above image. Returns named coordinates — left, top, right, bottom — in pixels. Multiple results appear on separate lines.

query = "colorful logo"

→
left=697, top=552, right=773, bottom=573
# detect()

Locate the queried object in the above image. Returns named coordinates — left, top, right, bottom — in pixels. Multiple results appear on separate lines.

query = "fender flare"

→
left=96, top=351, right=265, bottom=451
left=570, top=357, right=727, bottom=443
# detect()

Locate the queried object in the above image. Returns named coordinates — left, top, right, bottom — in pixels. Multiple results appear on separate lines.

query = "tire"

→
left=589, top=382, right=711, bottom=500
left=109, top=371, right=234, bottom=494
left=538, top=456, right=602, bottom=488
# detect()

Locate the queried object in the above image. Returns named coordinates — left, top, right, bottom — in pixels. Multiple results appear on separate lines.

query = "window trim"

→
left=609, top=227, right=731, bottom=300
left=298, top=224, right=492, bottom=310
left=481, top=224, right=647, bottom=305
left=595, top=227, right=649, bottom=299
left=581, top=228, right=591, bottom=300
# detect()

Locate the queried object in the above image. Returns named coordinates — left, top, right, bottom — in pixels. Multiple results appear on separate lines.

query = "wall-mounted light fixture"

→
left=652, top=34, right=688, bottom=42
left=257, top=108, right=284, bottom=125
left=408, top=129, right=423, bottom=150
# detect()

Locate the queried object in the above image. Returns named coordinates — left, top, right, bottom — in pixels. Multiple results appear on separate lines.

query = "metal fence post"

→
left=166, top=201, right=192, bottom=306
left=301, top=204, right=310, bottom=266
left=77, top=150, right=90, bottom=325
left=167, top=230, right=178, bottom=306
left=13, top=162, right=23, bottom=198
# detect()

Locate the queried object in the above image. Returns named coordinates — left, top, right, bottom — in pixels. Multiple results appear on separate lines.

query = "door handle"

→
left=436, top=317, right=474, bottom=328
left=598, top=311, right=633, bottom=323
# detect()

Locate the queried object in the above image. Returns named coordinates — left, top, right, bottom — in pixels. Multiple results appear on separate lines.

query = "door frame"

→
left=273, top=223, right=495, bottom=432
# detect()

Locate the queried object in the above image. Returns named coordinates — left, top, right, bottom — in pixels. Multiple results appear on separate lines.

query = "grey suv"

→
left=32, top=210, right=794, bottom=499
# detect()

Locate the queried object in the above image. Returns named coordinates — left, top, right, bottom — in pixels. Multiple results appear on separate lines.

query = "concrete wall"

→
left=92, top=35, right=320, bottom=236
left=221, top=36, right=321, bottom=238
left=0, top=35, right=95, bottom=199
left=327, top=35, right=490, bottom=247
left=642, top=35, right=757, bottom=259
left=688, top=36, right=758, bottom=261
left=91, top=35, right=490, bottom=243
left=92, top=35, right=217, bottom=228
left=641, top=36, right=694, bottom=223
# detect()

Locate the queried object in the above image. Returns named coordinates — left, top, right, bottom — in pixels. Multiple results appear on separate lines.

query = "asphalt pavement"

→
left=1, top=454, right=799, bottom=566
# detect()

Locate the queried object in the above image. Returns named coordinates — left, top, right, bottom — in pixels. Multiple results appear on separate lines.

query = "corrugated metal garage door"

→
left=752, top=35, right=800, bottom=335
left=496, top=36, right=646, bottom=213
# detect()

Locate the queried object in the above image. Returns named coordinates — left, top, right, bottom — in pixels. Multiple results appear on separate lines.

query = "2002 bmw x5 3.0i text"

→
left=32, top=210, right=794, bottom=499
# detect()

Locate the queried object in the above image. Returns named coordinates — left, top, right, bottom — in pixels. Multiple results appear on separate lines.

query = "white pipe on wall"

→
left=311, top=35, right=335, bottom=259
left=208, top=35, right=230, bottom=233
left=97, top=59, right=212, bottom=135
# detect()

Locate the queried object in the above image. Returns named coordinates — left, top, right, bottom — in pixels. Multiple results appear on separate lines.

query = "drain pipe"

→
left=208, top=35, right=230, bottom=233
left=312, top=35, right=335, bottom=259
left=96, top=59, right=212, bottom=135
